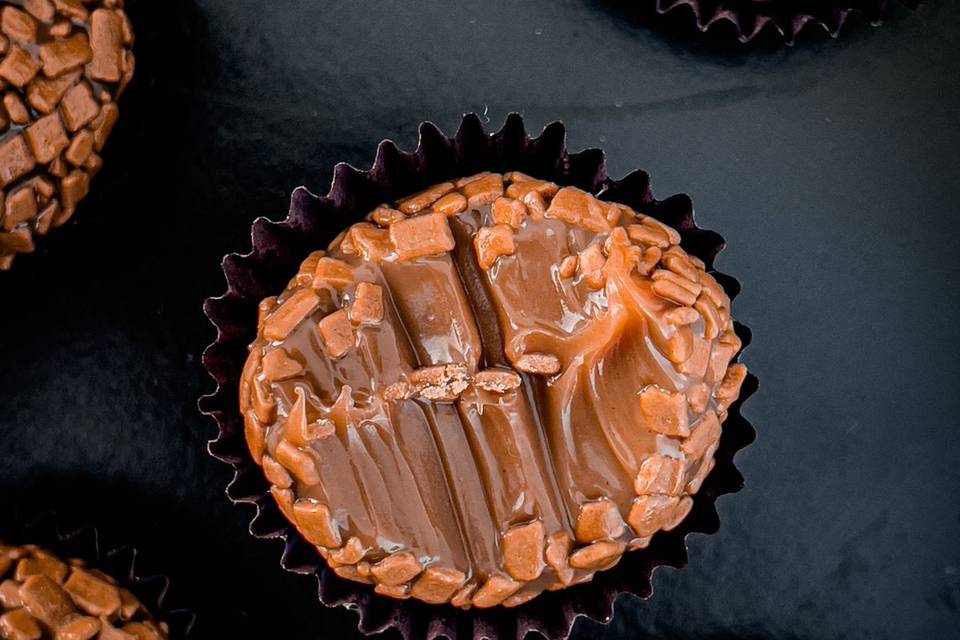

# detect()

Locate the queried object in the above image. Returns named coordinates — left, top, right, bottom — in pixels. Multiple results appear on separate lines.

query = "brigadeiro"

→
left=0, top=0, right=134, bottom=270
left=202, top=114, right=756, bottom=638
left=0, top=539, right=181, bottom=640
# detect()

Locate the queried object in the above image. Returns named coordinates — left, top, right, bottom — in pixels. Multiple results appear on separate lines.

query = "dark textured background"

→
left=2, top=1, right=959, bottom=638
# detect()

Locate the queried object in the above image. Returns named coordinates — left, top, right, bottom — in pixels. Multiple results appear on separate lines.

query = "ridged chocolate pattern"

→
left=647, top=0, right=920, bottom=43
left=201, top=114, right=757, bottom=639
left=0, top=512, right=195, bottom=640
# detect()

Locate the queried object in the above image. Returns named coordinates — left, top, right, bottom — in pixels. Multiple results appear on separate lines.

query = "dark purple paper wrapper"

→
left=0, top=511, right=195, bottom=639
left=200, top=113, right=758, bottom=640
left=646, top=0, right=920, bottom=44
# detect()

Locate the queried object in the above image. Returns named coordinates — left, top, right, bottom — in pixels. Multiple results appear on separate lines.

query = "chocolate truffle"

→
left=240, top=173, right=748, bottom=608
left=0, top=542, right=169, bottom=639
left=0, top=0, right=134, bottom=270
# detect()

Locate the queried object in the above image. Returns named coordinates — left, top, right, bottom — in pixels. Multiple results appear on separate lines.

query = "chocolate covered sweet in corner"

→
left=0, top=0, right=134, bottom=270
left=0, top=542, right=170, bottom=639
left=240, top=173, right=748, bottom=608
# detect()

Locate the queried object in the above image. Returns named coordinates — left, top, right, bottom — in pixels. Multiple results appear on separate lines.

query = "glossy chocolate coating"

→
left=240, top=173, right=747, bottom=608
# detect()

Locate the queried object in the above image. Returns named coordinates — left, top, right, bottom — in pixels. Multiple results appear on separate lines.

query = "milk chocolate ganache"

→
left=240, top=172, right=748, bottom=609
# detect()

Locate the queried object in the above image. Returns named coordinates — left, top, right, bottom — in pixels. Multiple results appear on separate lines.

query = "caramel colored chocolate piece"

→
left=504, top=179, right=559, bottom=200
left=88, top=10, right=122, bottom=83
left=59, top=82, right=99, bottom=131
left=639, top=385, right=690, bottom=437
left=627, top=495, right=680, bottom=537
left=546, top=186, right=618, bottom=232
left=409, top=567, right=465, bottom=604
left=261, top=455, right=293, bottom=489
left=25, top=113, right=69, bottom=164
left=474, top=223, right=515, bottom=269
left=0, top=47, right=40, bottom=87
left=575, top=499, right=625, bottom=543
left=681, top=412, right=722, bottom=459
left=0, top=135, right=36, bottom=188
left=260, top=347, right=302, bottom=381
left=396, top=182, right=454, bottom=214
left=23, top=0, right=55, bottom=24
left=568, top=541, right=624, bottom=570
left=1, top=8, right=37, bottom=44
left=15, top=553, right=68, bottom=583
left=60, top=170, right=88, bottom=211
left=371, top=552, right=421, bottom=586
left=471, top=575, right=520, bottom=608
left=293, top=500, right=341, bottom=548
left=0, top=580, right=23, bottom=608
left=63, top=568, right=121, bottom=617
left=19, top=575, right=75, bottom=626
left=40, top=33, right=91, bottom=77
left=4, top=92, right=30, bottom=125
left=275, top=440, right=321, bottom=485
left=491, top=196, right=526, bottom=229
left=263, top=289, right=319, bottom=341
left=634, top=455, right=684, bottom=496
left=329, top=537, right=365, bottom=566
left=4, top=186, right=38, bottom=231
left=56, top=616, right=100, bottom=640
left=348, top=282, right=383, bottom=325
left=459, top=172, right=503, bottom=208
left=431, top=192, right=467, bottom=216
left=243, top=177, right=745, bottom=607
left=317, top=309, right=354, bottom=358
left=312, top=257, right=353, bottom=289
left=449, top=583, right=476, bottom=609
left=370, top=205, right=405, bottom=226
left=390, top=212, right=455, bottom=261
left=373, top=583, right=410, bottom=600
left=502, top=520, right=545, bottom=581
left=0, top=609, right=41, bottom=640
left=544, top=532, right=573, bottom=585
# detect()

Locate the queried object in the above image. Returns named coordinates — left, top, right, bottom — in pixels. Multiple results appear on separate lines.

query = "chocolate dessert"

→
left=0, top=0, right=134, bottom=270
left=239, top=172, right=748, bottom=608
left=0, top=542, right=169, bottom=639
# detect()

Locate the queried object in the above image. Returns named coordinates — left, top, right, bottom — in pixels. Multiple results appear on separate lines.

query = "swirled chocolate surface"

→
left=240, top=173, right=747, bottom=608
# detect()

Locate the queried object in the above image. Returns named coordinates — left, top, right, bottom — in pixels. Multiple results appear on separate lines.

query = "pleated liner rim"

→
left=0, top=511, right=196, bottom=639
left=199, top=113, right=758, bottom=640
left=650, top=0, right=920, bottom=44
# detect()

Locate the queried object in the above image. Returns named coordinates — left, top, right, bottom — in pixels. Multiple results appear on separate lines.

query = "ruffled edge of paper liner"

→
left=200, top=112, right=758, bottom=640
left=646, top=0, right=920, bottom=44
left=0, top=510, right=195, bottom=639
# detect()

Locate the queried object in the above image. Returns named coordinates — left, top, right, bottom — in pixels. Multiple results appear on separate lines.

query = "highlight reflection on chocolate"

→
left=240, top=173, right=748, bottom=608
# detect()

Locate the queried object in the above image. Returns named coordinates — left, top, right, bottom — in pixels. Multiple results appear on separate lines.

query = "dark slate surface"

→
left=1, top=1, right=958, bottom=638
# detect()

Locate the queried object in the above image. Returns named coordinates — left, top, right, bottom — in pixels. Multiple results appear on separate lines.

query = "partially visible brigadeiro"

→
left=202, top=114, right=756, bottom=639
left=0, top=542, right=169, bottom=639
left=0, top=0, right=134, bottom=270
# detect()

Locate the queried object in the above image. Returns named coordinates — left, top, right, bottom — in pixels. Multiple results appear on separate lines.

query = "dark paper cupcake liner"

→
left=0, top=510, right=195, bottom=639
left=200, top=113, right=758, bottom=640
left=648, top=0, right=921, bottom=44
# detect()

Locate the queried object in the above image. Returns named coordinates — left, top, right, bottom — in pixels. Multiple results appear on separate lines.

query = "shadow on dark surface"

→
left=1, top=0, right=958, bottom=639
